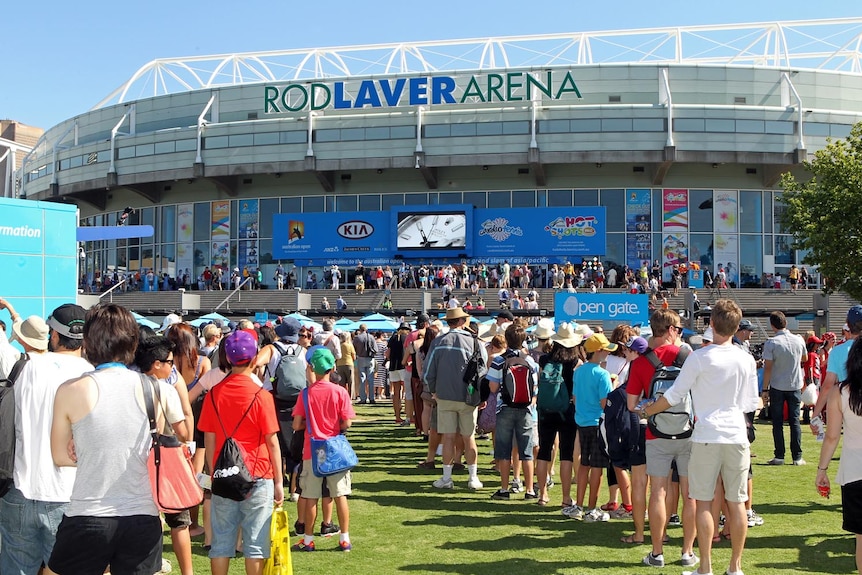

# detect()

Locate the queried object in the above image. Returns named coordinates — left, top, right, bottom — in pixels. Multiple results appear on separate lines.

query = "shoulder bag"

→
left=302, top=388, right=358, bottom=478
left=141, top=374, right=204, bottom=513
left=462, top=335, right=483, bottom=407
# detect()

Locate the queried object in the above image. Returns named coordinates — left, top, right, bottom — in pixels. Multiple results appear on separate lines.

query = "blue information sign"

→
left=554, top=292, right=650, bottom=325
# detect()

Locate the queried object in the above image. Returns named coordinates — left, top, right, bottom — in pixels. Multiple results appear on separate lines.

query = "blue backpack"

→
left=599, top=383, right=640, bottom=465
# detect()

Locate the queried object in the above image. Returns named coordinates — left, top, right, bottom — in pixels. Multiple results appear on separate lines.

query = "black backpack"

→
left=0, top=353, right=30, bottom=497
left=599, top=383, right=640, bottom=464
left=644, top=347, right=693, bottom=439
left=209, top=388, right=261, bottom=501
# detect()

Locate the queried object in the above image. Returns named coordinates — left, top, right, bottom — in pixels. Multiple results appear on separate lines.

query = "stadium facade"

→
left=8, top=19, right=862, bottom=288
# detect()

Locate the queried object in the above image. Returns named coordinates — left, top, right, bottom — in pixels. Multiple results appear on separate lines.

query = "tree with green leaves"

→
left=780, top=123, right=862, bottom=300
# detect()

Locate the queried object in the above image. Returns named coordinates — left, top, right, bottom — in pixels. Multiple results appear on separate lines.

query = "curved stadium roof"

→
left=95, top=18, right=862, bottom=110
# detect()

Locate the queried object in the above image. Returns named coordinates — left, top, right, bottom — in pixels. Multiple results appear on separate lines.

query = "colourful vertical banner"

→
left=238, top=199, right=259, bottom=273
left=176, top=203, right=194, bottom=276
left=626, top=233, right=651, bottom=272
left=625, top=189, right=651, bottom=232
left=662, top=189, right=688, bottom=282
left=714, top=233, right=739, bottom=286
left=713, top=190, right=739, bottom=234
left=211, top=200, right=230, bottom=269
left=176, top=244, right=193, bottom=282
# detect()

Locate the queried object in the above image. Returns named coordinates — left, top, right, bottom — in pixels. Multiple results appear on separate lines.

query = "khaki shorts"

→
left=645, top=438, right=692, bottom=478
left=299, top=460, right=352, bottom=500
left=688, top=442, right=749, bottom=502
left=436, top=399, right=477, bottom=437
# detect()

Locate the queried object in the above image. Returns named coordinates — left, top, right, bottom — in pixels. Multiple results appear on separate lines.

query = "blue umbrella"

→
left=132, top=312, right=159, bottom=330
left=358, top=313, right=399, bottom=332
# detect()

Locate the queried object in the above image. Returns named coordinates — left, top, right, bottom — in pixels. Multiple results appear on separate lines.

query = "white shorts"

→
left=388, top=369, right=405, bottom=383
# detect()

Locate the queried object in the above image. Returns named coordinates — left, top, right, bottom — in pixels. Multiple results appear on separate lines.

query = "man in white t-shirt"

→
left=0, top=302, right=93, bottom=574
left=644, top=299, right=759, bottom=575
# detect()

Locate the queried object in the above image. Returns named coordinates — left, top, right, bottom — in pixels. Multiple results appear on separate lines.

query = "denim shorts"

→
left=493, top=407, right=535, bottom=460
left=210, top=479, right=274, bottom=559
left=0, top=487, right=68, bottom=574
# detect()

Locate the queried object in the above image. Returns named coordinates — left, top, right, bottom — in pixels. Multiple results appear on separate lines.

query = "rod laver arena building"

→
left=9, top=19, right=862, bottom=287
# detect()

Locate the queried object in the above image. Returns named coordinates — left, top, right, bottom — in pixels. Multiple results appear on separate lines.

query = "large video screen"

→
left=396, top=212, right=467, bottom=250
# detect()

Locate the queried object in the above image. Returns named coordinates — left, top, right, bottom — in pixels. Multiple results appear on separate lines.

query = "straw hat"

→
left=573, top=323, right=594, bottom=340
left=551, top=322, right=584, bottom=348
left=444, top=307, right=470, bottom=321
left=533, top=319, right=556, bottom=340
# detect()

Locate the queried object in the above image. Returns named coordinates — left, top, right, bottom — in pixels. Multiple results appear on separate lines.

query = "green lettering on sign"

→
left=487, top=74, right=504, bottom=103
left=460, top=76, right=486, bottom=103
left=506, top=72, right=523, bottom=101
left=526, top=71, right=553, bottom=100
left=554, top=71, right=582, bottom=99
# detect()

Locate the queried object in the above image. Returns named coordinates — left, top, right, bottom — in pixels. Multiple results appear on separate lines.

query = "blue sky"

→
left=2, top=0, right=859, bottom=130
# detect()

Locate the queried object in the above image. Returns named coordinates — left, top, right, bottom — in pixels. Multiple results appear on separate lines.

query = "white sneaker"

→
left=561, top=504, right=584, bottom=520
left=433, top=477, right=454, bottom=489
left=681, top=552, right=699, bottom=567
left=466, top=477, right=484, bottom=490
left=747, top=509, right=764, bottom=527
left=584, top=508, right=610, bottom=522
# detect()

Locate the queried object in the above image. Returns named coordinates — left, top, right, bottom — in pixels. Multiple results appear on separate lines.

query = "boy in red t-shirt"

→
left=198, top=330, right=283, bottom=575
left=292, top=347, right=356, bottom=552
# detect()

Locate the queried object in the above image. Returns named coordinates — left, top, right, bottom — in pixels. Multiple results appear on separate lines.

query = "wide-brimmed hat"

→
left=12, top=316, right=49, bottom=351
left=573, top=323, right=594, bottom=339
left=702, top=327, right=715, bottom=342
left=444, top=307, right=470, bottom=321
left=275, top=317, right=301, bottom=343
left=551, top=322, right=584, bottom=348
left=533, top=319, right=556, bottom=340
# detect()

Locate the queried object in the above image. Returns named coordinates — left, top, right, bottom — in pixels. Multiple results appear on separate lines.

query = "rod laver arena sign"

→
left=264, top=69, right=582, bottom=113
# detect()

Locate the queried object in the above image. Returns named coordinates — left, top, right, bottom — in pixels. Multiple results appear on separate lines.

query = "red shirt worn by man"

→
left=627, top=344, right=681, bottom=441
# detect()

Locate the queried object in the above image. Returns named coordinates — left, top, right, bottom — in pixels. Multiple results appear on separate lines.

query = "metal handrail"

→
left=98, top=278, right=128, bottom=303
left=215, top=277, right=254, bottom=310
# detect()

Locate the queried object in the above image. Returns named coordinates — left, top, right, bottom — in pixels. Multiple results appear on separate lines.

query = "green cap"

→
left=310, top=347, right=336, bottom=374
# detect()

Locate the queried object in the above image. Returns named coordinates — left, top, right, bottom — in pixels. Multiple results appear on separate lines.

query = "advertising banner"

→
left=177, top=203, right=193, bottom=243
left=238, top=199, right=259, bottom=272
left=211, top=200, right=230, bottom=270
left=625, top=189, right=651, bottom=232
left=474, top=206, right=606, bottom=258
left=555, top=292, right=649, bottom=325
left=662, top=189, right=688, bottom=282
left=176, top=244, right=193, bottom=280
left=714, top=233, right=739, bottom=286
left=713, top=190, right=739, bottom=234
left=626, top=233, right=651, bottom=272
left=273, top=211, right=390, bottom=263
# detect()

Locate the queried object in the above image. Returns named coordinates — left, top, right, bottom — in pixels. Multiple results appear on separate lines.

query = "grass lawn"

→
left=167, top=405, right=854, bottom=574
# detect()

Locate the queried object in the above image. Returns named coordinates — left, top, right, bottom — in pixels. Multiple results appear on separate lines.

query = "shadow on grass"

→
left=744, top=534, right=857, bottom=573
left=397, top=556, right=633, bottom=575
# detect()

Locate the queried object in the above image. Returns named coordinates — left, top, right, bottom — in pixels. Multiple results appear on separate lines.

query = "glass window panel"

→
left=97, top=150, right=111, bottom=163
left=688, top=189, right=713, bottom=232
left=193, top=242, right=208, bottom=275
left=602, top=118, right=633, bottom=132
left=476, top=122, right=503, bottom=136
left=340, top=128, right=364, bottom=140
left=537, top=189, right=547, bottom=207
left=705, top=119, right=735, bottom=132
left=141, top=207, right=154, bottom=229
left=325, top=196, right=335, bottom=212
left=674, top=119, right=705, bottom=132
left=154, top=141, right=175, bottom=154
left=390, top=126, right=415, bottom=139
left=117, top=147, right=135, bottom=160
left=571, top=119, right=601, bottom=132
left=765, top=121, right=794, bottom=135
left=254, top=133, right=279, bottom=145
left=739, top=235, right=762, bottom=287
left=689, top=233, right=713, bottom=269
left=259, top=199, right=279, bottom=238
left=336, top=195, right=358, bottom=212
left=424, top=124, right=450, bottom=138
left=258, top=239, right=273, bottom=266
left=451, top=123, right=477, bottom=137
left=175, top=139, right=196, bottom=152
left=281, top=131, right=307, bottom=144
left=803, top=123, right=830, bottom=136
left=193, top=203, right=210, bottom=242
left=381, top=194, right=404, bottom=210
left=231, top=200, right=239, bottom=237
left=428, top=192, right=439, bottom=205
left=439, top=192, right=462, bottom=204
left=129, top=246, right=140, bottom=269
left=303, top=196, right=324, bottom=212
left=315, top=129, right=340, bottom=142
left=736, top=120, right=765, bottom=133
left=599, top=188, right=625, bottom=232
left=772, top=191, right=785, bottom=233
left=502, top=121, right=530, bottom=134
left=538, top=120, right=569, bottom=133
left=281, top=197, right=301, bottom=214
left=739, top=190, right=762, bottom=233
left=633, top=118, right=664, bottom=132
left=548, top=189, right=572, bottom=207
left=764, top=234, right=773, bottom=256
left=574, top=189, right=598, bottom=206
left=831, top=124, right=853, bottom=138
left=228, top=134, right=254, bottom=148
left=488, top=191, right=510, bottom=208
left=359, top=194, right=381, bottom=211
left=775, top=235, right=794, bottom=264
left=365, top=127, right=389, bottom=140
left=205, top=136, right=229, bottom=149
left=135, top=144, right=154, bottom=157
left=606, top=233, right=625, bottom=268
left=512, top=190, right=535, bottom=208
left=464, top=191, right=486, bottom=208
left=70, top=155, right=83, bottom=168
left=404, top=193, right=428, bottom=205
left=162, top=205, right=176, bottom=243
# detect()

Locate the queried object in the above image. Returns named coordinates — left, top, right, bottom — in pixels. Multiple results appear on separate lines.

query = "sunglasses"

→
left=298, top=332, right=309, bottom=337
left=159, top=358, right=174, bottom=366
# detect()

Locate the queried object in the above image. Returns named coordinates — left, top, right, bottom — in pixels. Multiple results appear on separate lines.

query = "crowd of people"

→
left=1, top=294, right=861, bottom=574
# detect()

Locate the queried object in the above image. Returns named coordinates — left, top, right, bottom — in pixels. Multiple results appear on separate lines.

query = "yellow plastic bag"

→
left=263, top=505, right=293, bottom=575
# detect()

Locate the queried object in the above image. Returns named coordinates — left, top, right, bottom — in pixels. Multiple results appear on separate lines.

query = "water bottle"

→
left=811, top=415, right=825, bottom=442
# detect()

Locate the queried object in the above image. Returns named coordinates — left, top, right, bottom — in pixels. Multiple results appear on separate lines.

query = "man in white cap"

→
left=0, top=300, right=92, bottom=573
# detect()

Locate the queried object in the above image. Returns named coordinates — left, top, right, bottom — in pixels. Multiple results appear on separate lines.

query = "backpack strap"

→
left=209, top=382, right=262, bottom=439
left=673, top=346, right=691, bottom=368
left=1, top=353, right=30, bottom=388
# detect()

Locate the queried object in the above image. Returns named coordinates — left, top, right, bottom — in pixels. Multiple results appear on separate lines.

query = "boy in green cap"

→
left=292, top=347, right=356, bottom=552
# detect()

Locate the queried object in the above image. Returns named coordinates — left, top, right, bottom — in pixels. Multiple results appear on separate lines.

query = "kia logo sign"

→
left=337, top=221, right=374, bottom=239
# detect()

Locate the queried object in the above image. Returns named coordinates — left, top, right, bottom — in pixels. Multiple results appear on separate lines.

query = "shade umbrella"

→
left=131, top=312, right=159, bottom=330
left=357, top=313, right=399, bottom=332
left=198, top=312, right=230, bottom=323
left=334, top=318, right=361, bottom=332
left=284, top=312, right=323, bottom=332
